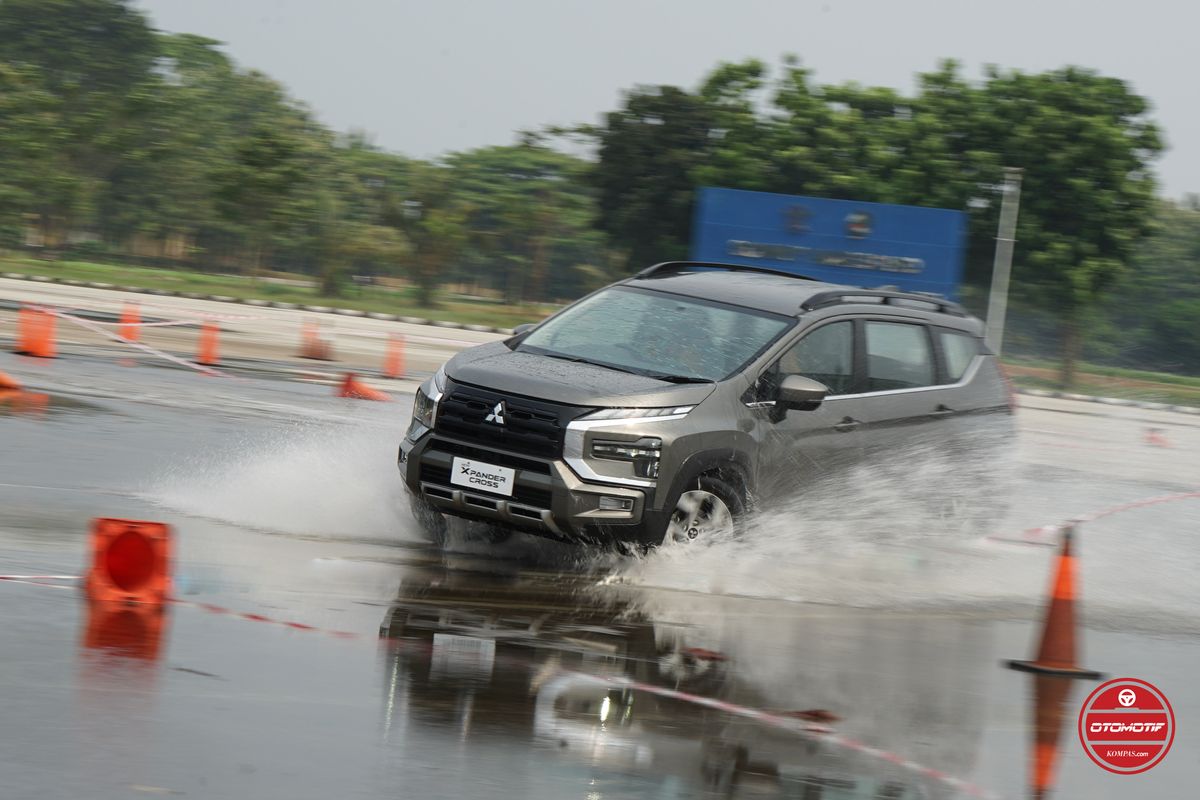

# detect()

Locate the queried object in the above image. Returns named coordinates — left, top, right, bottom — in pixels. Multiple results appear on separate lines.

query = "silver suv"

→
left=399, top=262, right=1013, bottom=549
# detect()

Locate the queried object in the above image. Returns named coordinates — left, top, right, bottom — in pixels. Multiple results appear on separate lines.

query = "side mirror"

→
left=512, top=323, right=536, bottom=336
left=778, top=375, right=828, bottom=411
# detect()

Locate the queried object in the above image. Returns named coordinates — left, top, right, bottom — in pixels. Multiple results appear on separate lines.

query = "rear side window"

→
left=777, top=321, right=854, bottom=394
left=865, top=321, right=934, bottom=391
left=939, top=330, right=982, bottom=382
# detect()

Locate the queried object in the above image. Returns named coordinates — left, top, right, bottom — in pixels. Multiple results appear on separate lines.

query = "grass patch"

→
left=1006, top=357, right=1200, bottom=408
left=0, top=256, right=559, bottom=329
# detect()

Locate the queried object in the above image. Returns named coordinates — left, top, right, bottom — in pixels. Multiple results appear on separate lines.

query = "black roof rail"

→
left=800, top=289, right=967, bottom=317
left=635, top=261, right=821, bottom=281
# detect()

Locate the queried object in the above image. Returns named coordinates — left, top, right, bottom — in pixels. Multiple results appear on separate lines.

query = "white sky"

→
left=137, top=0, right=1198, bottom=199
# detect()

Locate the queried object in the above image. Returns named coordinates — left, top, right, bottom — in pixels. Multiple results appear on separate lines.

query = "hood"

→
left=446, top=342, right=717, bottom=408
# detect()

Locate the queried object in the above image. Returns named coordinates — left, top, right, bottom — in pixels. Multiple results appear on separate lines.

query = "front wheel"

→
left=408, top=492, right=447, bottom=548
left=662, top=475, right=744, bottom=547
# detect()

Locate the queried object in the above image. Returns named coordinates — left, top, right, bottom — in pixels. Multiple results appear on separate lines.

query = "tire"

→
left=661, top=474, right=745, bottom=547
left=408, top=492, right=447, bottom=548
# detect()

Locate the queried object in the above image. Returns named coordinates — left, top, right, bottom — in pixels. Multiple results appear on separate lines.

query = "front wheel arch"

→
left=660, top=449, right=754, bottom=515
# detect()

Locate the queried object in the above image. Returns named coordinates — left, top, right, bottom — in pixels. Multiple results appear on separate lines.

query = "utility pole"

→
left=984, top=167, right=1023, bottom=355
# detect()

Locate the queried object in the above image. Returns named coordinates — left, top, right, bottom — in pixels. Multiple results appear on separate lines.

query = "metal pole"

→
left=984, top=167, right=1023, bottom=355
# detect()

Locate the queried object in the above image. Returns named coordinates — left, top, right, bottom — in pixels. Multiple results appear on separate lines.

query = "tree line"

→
left=1, top=0, right=1196, bottom=379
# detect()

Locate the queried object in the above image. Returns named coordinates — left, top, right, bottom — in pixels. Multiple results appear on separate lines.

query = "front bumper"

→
left=399, top=433, right=668, bottom=546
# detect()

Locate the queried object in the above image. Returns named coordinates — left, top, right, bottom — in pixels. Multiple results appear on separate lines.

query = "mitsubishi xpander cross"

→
left=399, top=262, right=1013, bottom=549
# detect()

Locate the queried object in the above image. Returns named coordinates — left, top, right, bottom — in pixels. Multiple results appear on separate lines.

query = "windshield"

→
left=515, top=286, right=793, bottom=381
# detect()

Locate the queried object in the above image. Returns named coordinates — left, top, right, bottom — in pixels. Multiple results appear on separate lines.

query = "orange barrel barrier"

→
left=337, top=372, right=391, bottom=401
left=84, top=518, right=172, bottom=605
left=1007, top=524, right=1103, bottom=679
left=382, top=333, right=406, bottom=379
left=15, top=305, right=56, bottom=358
left=196, top=320, right=220, bottom=366
left=118, top=302, right=141, bottom=343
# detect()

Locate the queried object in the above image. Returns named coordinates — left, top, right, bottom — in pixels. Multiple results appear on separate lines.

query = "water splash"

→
left=149, top=416, right=418, bottom=543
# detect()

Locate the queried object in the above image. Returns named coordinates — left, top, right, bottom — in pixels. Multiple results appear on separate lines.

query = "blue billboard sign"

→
left=690, top=187, right=967, bottom=299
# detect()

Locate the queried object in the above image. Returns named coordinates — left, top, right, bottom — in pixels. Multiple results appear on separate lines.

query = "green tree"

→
left=447, top=143, right=608, bottom=303
left=979, top=67, right=1163, bottom=385
left=0, top=0, right=159, bottom=243
left=1093, top=201, right=1200, bottom=373
left=592, top=85, right=715, bottom=270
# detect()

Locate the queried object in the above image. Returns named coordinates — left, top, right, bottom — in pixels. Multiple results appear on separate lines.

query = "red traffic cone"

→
left=1007, top=525, right=1103, bottom=679
left=84, top=518, right=173, bottom=606
left=337, top=372, right=391, bottom=402
left=0, top=370, right=21, bottom=391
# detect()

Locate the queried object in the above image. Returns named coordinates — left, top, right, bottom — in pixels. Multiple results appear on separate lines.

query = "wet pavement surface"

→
left=2, top=350, right=1198, bottom=799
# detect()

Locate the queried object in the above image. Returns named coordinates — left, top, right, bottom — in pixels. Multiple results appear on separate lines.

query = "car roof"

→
left=622, top=262, right=979, bottom=330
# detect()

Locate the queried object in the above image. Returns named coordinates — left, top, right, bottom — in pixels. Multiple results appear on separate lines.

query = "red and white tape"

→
left=48, top=308, right=236, bottom=379
left=986, top=489, right=1200, bottom=546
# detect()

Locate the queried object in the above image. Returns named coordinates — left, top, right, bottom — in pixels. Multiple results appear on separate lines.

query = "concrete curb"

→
left=0, top=271, right=518, bottom=335
left=1017, top=387, right=1200, bottom=415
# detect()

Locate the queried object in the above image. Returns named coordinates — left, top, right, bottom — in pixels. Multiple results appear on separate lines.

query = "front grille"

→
left=419, top=463, right=554, bottom=509
left=435, top=383, right=581, bottom=459
left=428, top=439, right=551, bottom=474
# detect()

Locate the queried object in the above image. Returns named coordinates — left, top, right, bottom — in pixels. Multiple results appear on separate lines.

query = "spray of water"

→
left=617, top=429, right=1040, bottom=609
left=150, top=416, right=419, bottom=544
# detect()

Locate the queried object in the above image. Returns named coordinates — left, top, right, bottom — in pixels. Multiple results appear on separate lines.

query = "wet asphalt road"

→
left=1, top=350, right=1198, bottom=799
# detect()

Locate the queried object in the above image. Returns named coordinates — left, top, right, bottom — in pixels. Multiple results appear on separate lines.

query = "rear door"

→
left=853, top=318, right=945, bottom=468
left=748, top=319, right=869, bottom=502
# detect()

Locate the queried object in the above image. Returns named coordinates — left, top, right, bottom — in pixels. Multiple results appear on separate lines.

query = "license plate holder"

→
left=450, top=456, right=516, bottom=497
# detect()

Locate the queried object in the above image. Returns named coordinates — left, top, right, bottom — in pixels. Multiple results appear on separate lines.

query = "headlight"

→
left=408, top=366, right=445, bottom=438
left=592, top=437, right=662, bottom=478
left=583, top=406, right=693, bottom=421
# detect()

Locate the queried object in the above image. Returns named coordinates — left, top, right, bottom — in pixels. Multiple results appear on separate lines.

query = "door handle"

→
left=833, top=416, right=860, bottom=433
left=931, top=404, right=954, bottom=419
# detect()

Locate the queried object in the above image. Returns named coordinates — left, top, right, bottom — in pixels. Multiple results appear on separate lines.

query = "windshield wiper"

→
left=641, top=373, right=715, bottom=384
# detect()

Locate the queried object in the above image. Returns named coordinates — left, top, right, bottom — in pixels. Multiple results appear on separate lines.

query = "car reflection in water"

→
left=378, top=559, right=993, bottom=799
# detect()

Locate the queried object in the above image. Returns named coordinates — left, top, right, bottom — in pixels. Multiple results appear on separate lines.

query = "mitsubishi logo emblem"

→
left=485, top=401, right=506, bottom=426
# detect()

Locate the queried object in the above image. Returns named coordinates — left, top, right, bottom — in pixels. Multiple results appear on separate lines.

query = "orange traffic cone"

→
left=1026, top=674, right=1074, bottom=800
left=84, top=518, right=173, bottom=606
left=118, top=301, right=140, bottom=343
left=0, top=389, right=49, bottom=416
left=0, top=370, right=20, bottom=390
left=300, top=319, right=334, bottom=360
left=382, top=333, right=406, bottom=379
left=197, top=320, right=219, bottom=366
left=83, top=600, right=168, bottom=661
left=1144, top=427, right=1170, bottom=448
left=337, top=372, right=391, bottom=401
left=15, top=305, right=56, bottom=358
left=1007, top=525, right=1103, bottom=679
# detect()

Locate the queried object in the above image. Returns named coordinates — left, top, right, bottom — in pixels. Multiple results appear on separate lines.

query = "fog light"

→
left=599, top=496, right=634, bottom=512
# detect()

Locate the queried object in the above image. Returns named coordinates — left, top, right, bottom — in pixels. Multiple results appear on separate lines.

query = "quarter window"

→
left=939, top=330, right=981, bottom=382
left=774, top=321, right=854, bottom=395
left=865, top=321, right=934, bottom=391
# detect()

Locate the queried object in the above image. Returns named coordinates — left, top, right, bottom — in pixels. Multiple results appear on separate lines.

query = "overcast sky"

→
left=137, top=0, right=1197, bottom=199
